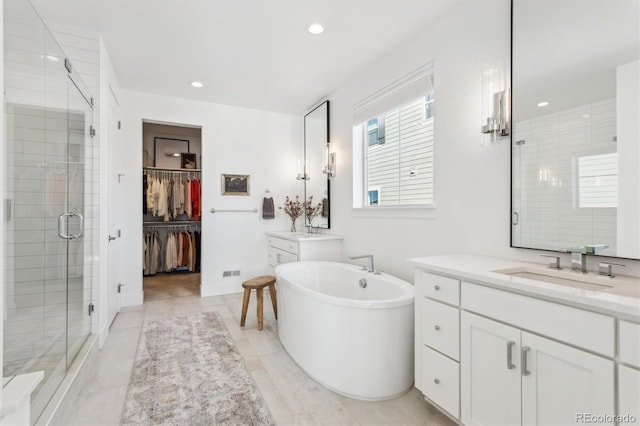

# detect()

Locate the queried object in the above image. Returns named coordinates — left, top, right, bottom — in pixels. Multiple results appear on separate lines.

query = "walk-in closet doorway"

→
left=142, top=122, right=202, bottom=300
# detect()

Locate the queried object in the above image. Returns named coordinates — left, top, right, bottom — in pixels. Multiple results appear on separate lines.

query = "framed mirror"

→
left=511, top=0, right=640, bottom=259
left=304, top=100, right=330, bottom=229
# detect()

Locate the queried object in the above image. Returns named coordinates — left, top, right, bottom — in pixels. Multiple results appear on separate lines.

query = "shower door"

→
left=3, top=0, right=94, bottom=421
left=64, top=66, right=94, bottom=371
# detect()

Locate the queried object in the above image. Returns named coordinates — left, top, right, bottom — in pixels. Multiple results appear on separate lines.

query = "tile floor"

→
left=56, top=274, right=455, bottom=425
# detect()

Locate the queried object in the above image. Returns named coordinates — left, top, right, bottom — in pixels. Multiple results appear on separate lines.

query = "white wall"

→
left=119, top=91, right=303, bottom=304
left=327, top=0, right=640, bottom=281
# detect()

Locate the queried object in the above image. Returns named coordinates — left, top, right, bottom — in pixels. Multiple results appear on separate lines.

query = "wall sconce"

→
left=481, top=68, right=510, bottom=145
left=297, top=159, right=310, bottom=180
left=322, top=143, right=336, bottom=178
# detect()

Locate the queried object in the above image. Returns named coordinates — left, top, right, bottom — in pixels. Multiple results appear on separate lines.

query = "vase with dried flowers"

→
left=304, top=196, right=323, bottom=231
left=280, top=195, right=303, bottom=232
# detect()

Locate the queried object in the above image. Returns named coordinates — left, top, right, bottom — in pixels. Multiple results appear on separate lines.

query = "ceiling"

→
left=29, top=0, right=458, bottom=114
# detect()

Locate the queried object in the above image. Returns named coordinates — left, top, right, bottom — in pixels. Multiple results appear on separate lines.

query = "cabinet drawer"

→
left=422, top=298, right=459, bottom=360
left=417, top=271, right=459, bottom=306
left=421, top=346, right=460, bottom=419
left=267, top=236, right=298, bottom=255
left=267, top=247, right=297, bottom=267
left=461, top=282, right=615, bottom=357
left=620, top=320, right=640, bottom=368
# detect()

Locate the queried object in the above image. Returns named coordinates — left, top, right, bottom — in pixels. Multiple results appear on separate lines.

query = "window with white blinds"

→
left=353, top=63, right=434, bottom=207
left=578, top=153, right=618, bottom=208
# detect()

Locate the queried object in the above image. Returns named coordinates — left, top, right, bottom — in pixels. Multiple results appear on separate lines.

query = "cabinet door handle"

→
left=434, top=378, right=440, bottom=384
left=434, top=285, right=441, bottom=291
left=521, top=346, right=531, bottom=376
left=434, top=325, right=441, bottom=331
left=507, top=340, right=516, bottom=370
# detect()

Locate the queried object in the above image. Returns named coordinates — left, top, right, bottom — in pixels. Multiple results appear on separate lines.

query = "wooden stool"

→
left=240, top=275, right=277, bottom=331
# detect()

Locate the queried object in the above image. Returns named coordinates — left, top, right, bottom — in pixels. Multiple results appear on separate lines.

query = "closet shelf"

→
left=144, top=166, right=202, bottom=172
left=144, top=220, right=201, bottom=226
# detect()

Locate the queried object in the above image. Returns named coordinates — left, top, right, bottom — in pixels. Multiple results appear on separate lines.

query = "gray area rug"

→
left=121, top=312, right=274, bottom=426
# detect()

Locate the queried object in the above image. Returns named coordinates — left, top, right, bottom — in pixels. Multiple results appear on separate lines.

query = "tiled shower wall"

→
left=512, top=99, right=617, bottom=255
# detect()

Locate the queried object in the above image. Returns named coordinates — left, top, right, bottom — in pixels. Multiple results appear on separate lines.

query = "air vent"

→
left=222, top=270, right=241, bottom=278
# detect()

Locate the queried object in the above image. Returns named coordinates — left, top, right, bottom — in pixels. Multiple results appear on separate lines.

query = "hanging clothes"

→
left=185, top=179, right=192, bottom=219
left=143, top=230, right=162, bottom=276
left=191, top=179, right=201, bottom=221
left=143, top=169, right=201, bottom=222
left=143, top=174, right=148, bottom=214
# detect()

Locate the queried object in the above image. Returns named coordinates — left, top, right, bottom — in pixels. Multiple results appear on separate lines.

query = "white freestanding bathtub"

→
left=274, top=261, right=415, bottom=400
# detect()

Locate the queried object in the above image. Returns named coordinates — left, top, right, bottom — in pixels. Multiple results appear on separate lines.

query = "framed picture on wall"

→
left=221, top=174, right=250, bottom=196
left=181, top=153, right=197, bottom=169
left=154, top=137, right=190, bottom=168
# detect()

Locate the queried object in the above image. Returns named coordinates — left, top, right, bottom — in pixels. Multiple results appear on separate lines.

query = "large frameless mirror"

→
left=511, top=0, right=640, bottom=259
left=303, top=101, right=330, bottom=229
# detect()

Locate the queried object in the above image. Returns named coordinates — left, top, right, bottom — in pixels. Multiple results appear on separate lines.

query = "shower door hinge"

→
left=90, top=97, right=94, bottom=106
left=88, top=303, right=95, bottom=316
left=117, top=283, right=124, bottom=293
left=118, top=121, right=121, bottom=130
left=90, top=125, right=96, bottom=137
left=64, top=58, right=73, bottom=73
left=4, top=199, right=11, bottom=221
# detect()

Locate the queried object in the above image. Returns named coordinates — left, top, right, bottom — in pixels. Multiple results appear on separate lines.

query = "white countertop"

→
left=408, top=254, right=640, bottom=321
left=266, top=231, right=343, bottom=242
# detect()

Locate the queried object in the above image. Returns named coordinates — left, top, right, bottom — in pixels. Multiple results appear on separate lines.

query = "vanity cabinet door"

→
left=521, top=332, right=615, bottom=426
left=461, top=311, right=522, bottom=426
left=618, top=365, right=640, bottom=425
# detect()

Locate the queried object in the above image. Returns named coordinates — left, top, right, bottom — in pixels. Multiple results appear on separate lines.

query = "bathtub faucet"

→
left=348, top=254, right=375, bottom=273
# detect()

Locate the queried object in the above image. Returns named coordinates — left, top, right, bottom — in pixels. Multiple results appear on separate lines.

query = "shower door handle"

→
left=69, top=212, right=84, bottom=239
left=58, top=213, right=72, bottom=239
left=58, top=212, right=84, bottom=239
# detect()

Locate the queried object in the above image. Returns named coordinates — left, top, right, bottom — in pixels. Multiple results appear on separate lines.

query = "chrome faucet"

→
left=566, top=247, right=588, bottom=272
left=348, top=254, right=375, bottom=273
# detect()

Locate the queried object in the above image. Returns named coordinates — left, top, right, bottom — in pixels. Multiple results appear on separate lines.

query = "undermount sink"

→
left=494, top=267, right=614, bottom=291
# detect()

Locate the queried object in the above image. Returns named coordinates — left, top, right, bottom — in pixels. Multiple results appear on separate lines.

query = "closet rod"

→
left=144, top=166, right=202, bottom=172
left=209, top=208, right=258, bottom=213
left=143, top=221, right=201, bottom=227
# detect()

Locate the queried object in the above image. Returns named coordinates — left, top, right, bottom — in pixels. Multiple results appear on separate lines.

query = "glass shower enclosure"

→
left=3, top=0, right=95, bottom=421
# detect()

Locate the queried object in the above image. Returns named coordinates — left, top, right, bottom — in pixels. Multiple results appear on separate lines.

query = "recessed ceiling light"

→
left=537, top=101, right=549, bottom=107
left=308, top=23, right=324, bottom=35
left=191, top=81, right=204, bottom=88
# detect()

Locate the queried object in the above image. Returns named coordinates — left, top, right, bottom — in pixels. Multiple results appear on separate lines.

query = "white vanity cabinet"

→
left=415, top=271, right=461, bottom=419
left=618, top=320, right=640, bottom=425
left=460, top=310, right=614, bottom=426
left=266, top=231, right=342, bottom=270
left=410, top=255, right=634, bottom=426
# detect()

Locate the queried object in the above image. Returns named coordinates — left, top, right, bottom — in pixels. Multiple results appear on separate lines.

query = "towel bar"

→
left=210, top=208, right=258, bottom=213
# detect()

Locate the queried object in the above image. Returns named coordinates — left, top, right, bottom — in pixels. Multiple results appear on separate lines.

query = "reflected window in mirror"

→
left=353, top=66, right=435, bottom=208
left=511, top=0, right=640, bottom=260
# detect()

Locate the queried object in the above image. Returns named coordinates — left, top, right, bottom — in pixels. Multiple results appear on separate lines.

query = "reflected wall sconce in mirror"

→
left=297, top=159, right=310, bottom=180
left=481, top=68, right=510, bottom=145
left=322, top=143, right=336, bottom=178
